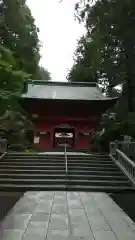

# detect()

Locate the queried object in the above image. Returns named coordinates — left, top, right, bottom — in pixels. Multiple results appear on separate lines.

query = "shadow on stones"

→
left=0, top=192, right=24, bottom=221
left=110, top=192, right=135, bottom=222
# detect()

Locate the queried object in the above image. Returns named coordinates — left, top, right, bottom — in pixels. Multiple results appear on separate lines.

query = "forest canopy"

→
left=67, top=0, right=135, bottom=115
left=0, top=0, right=51, bottom=144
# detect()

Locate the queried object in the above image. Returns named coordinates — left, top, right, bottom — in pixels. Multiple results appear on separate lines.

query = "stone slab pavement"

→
left=0, top=191, right=135, bottom=240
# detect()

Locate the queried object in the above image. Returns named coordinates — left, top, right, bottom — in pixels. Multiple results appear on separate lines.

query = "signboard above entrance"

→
left=55, top=132, right=73, bottom=138
left=55, top=124, right=73, bottom=129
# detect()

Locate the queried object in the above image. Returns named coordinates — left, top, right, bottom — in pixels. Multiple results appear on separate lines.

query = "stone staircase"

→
left=0, top=152, right=133, bottom=191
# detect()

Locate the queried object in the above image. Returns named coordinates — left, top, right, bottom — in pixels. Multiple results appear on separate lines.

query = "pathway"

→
left=0, top=191, right=135, bottom=240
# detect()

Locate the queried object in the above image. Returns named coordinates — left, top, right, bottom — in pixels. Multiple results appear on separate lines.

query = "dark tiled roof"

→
left=22, top=81, right=117, bottom=101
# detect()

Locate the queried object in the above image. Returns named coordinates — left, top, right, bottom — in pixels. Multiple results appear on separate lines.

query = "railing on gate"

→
left=110, top=141, right=135, bottom=186
left=0, top=139, right=7, bottom=154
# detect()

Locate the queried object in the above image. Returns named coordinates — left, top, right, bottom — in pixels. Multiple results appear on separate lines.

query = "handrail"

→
left=0, top=152, right=7, bottom=161
left=0, top=139, right=7, bottom=154
left=64, top=141, right=68, bottom=175
left=110, top=148, right=135, bottom=185
left=117, top=149, right=135, bottom=170
left=110, top=141, right=135, bottom=160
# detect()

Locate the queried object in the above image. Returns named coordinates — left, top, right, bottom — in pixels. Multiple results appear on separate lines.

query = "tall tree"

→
left=0, top=0, right=41, bottom=78
left=37, top=66, right=51, bottom=80
left=0, top=44, right=29, bottom=114
left=0, top=0, right=51, bottom=144
left=67, top=35, right=101, bottom=83
left=69, top=0, right=135, bottom=111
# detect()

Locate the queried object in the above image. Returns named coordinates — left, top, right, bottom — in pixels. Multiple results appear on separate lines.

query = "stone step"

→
left=0, top=165, right=119, bottom=171
left=68, top=165, right=118, bottom=170
left=0, top=178, right=130, bottom=186
left=5, top=157, right=111, bottom=162
left=66, top=185, right=134, bottom=192
left=0, top=173, right=127, bottom=180
left=1, top=162, right=115, bottom=167
left=6, top=156, right=66, bottom=159
left=0, top=184, right=66, bottom=191
left=1, top=153, right=133, bottom=192
left=0, top=184, right=133, bottom=192
left=0, top=169, right=124, bottom=175
left=3, top=158, right=112, bottom=163
left=6, top=155, right=110, bottom=159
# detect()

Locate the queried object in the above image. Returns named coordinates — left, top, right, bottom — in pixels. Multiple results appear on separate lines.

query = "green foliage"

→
left=69, top=0, right=125, bottom=93
left=0, top=0, right=51, bottom=146
left=25, top=148, right=35, bottom=152
left=92, top=112, right=135, bottom=152
left=90, top=116, right=123, bottom=152
left=37, top=66, right=51, bottom=80
left=67, top=36, right=101, bottom=82
left=0, top=0, right=51, bottom=106
left=0, top=110, right=32, bottom=132
left=0, top=0, right=41, bottom=78
left=0, top=110, right=34, bottom=146
left=0, top=45, right=29, bottom=114
left=68, top=0, right=135, bottom=127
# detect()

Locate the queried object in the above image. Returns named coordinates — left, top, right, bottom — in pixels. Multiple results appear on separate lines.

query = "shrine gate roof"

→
left=22, top=80, right=118, bottom=102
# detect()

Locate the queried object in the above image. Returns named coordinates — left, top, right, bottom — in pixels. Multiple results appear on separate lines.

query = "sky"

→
left=27, top=0, right=85, bottom=81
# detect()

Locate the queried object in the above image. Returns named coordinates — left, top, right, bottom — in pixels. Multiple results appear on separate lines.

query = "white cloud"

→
left=27, top=0, right=85, bottom=81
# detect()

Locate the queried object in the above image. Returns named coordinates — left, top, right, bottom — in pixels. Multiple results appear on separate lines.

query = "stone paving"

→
left=0, top=191, right=135, bottom=240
